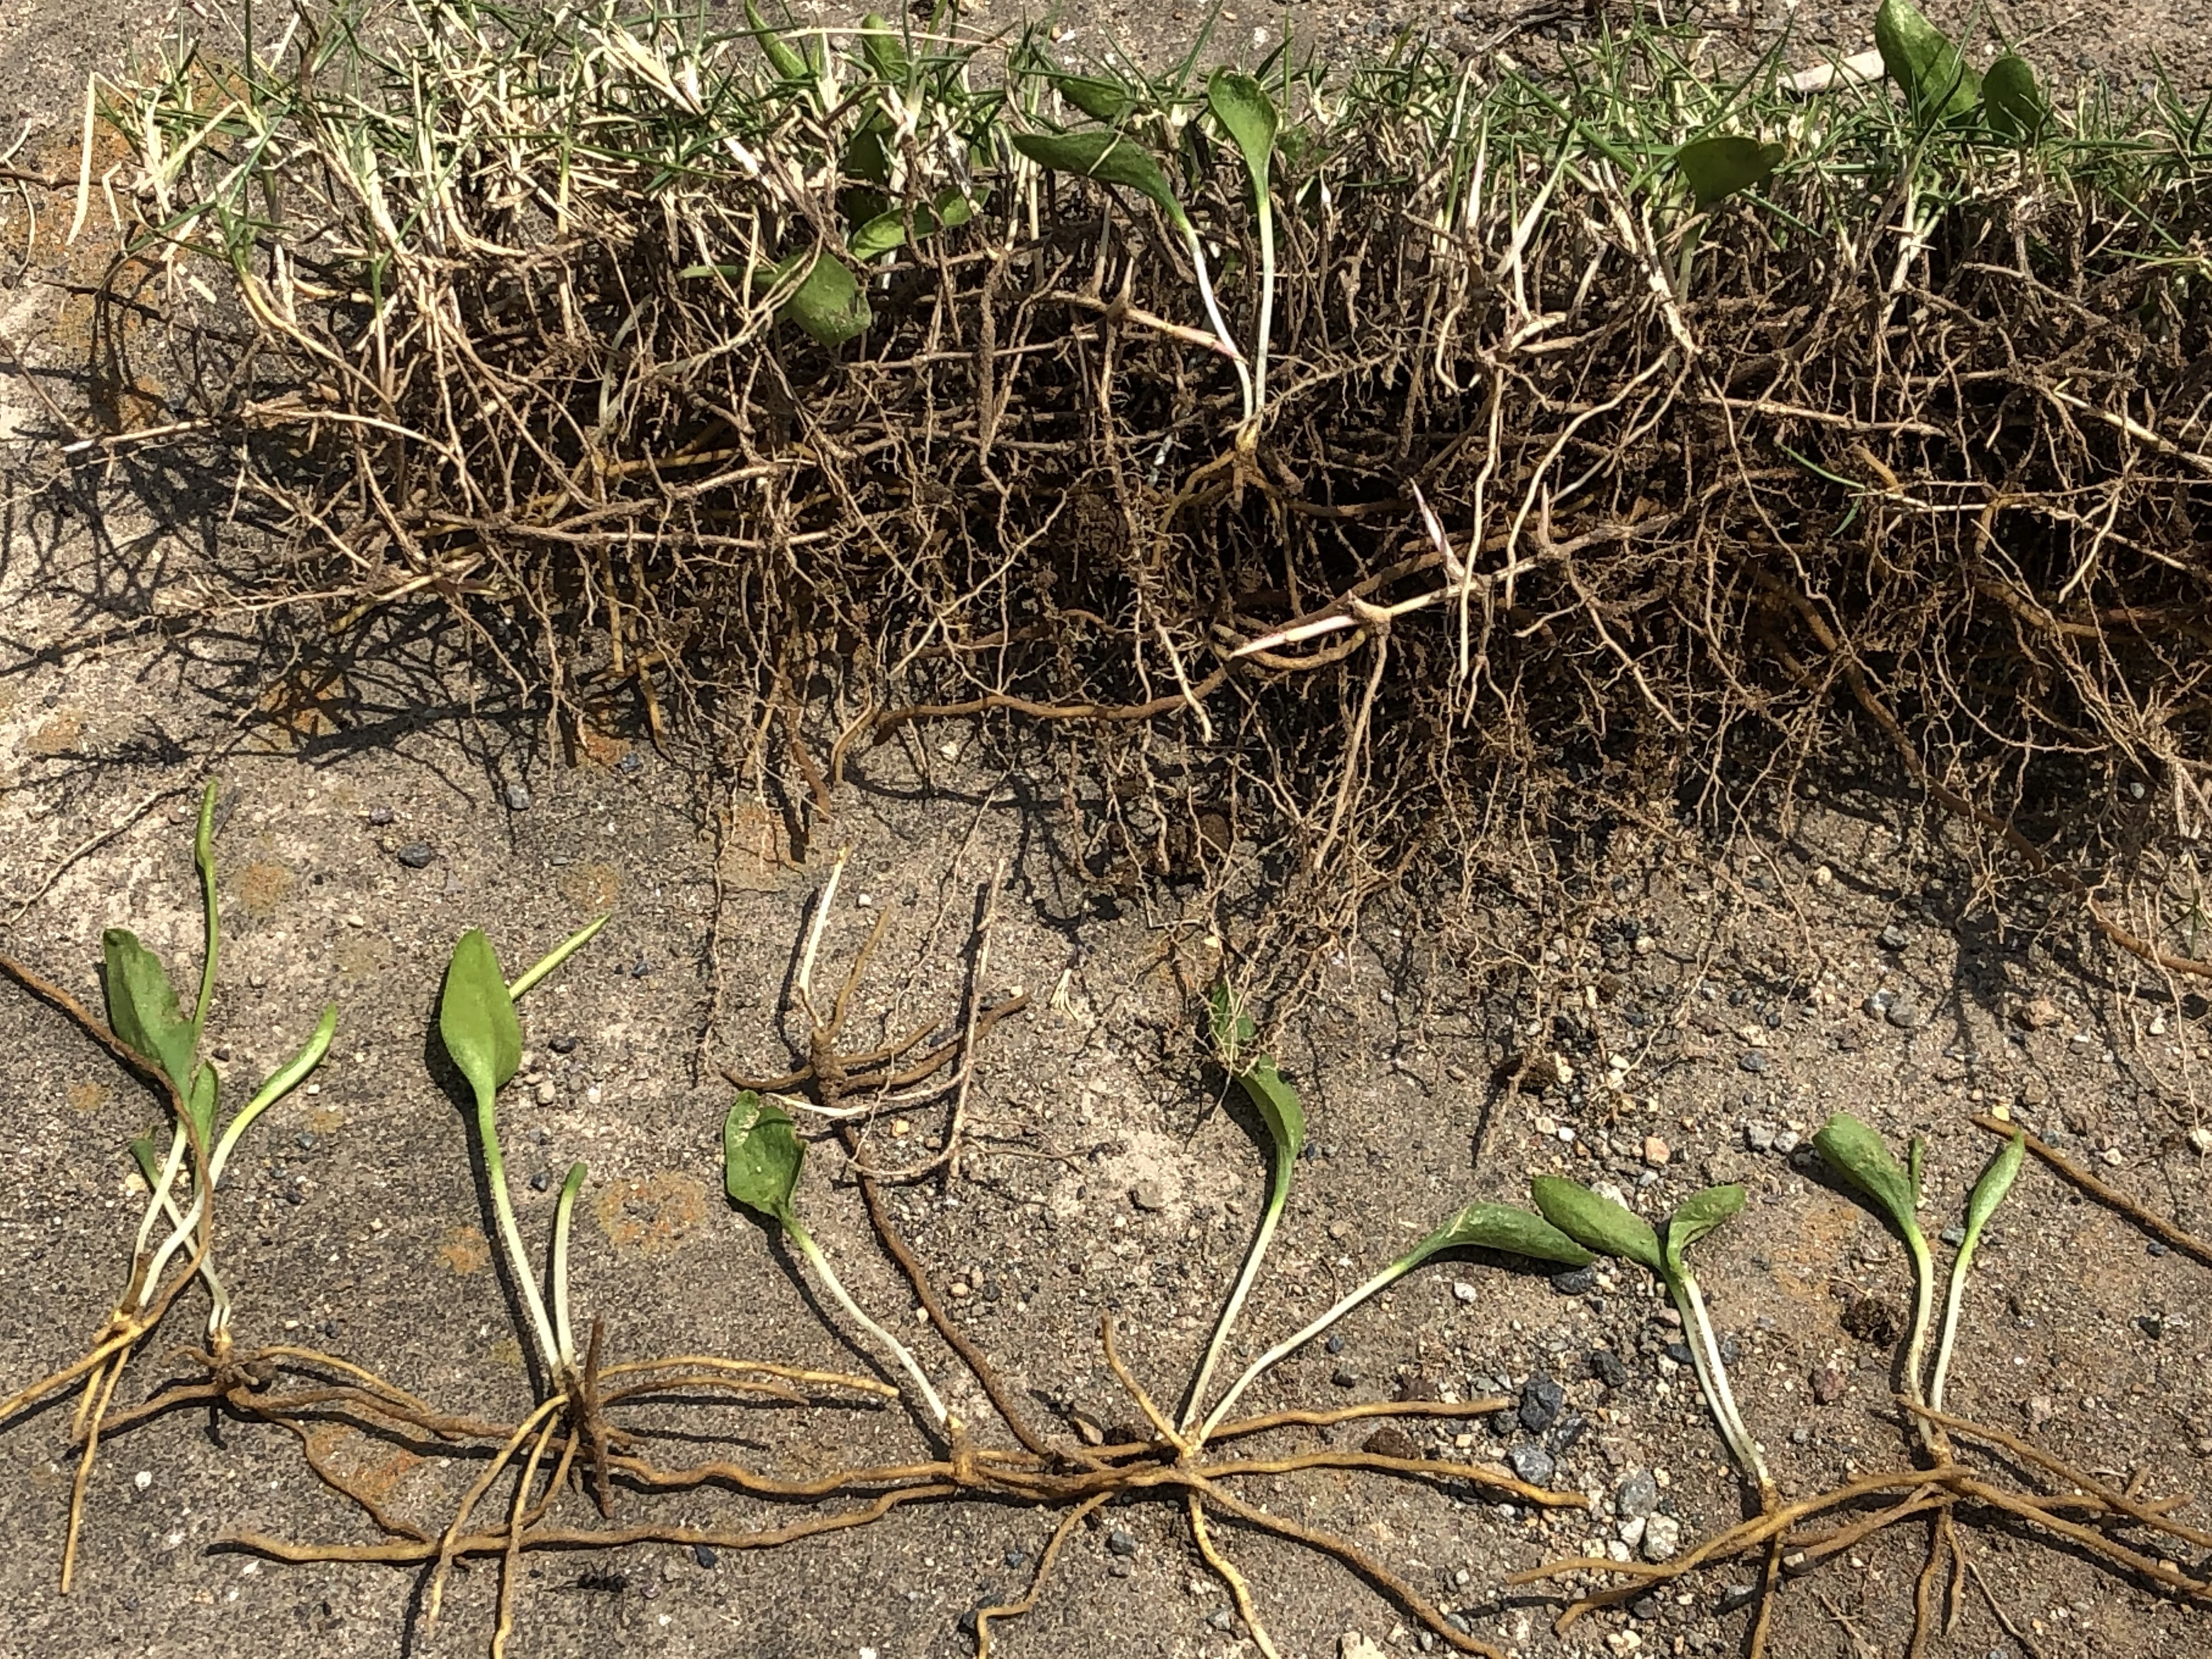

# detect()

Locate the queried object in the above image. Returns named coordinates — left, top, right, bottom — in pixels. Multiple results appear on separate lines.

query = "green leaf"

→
left=1012, top=129, right=1190, bottom=233
left=1813, top=1113, right=1921, bottom=1241
left=1207, top=981, right=1257, bottom=1066
left=857, top=12, right=910, bottom=83
left=1409, top=1201, right=1594, bottom=1270
left=1662, top=1183, right=1745, bottom=1278
left=850, top=188, right=980, bottom=261
left=1962, top=1131, right=2025, bottom=1244
left=438, top=930, right=522, bottom=1104
left=103, top=928, right=207, bottom=1137
left=129, top=1135, right=162, bottom=1187
left=760, top=250, right=872, bottom=346
left=723, top=1091, right=803, bottom=1228
left=1207, top=69, right=1278, bottom=196
left=1530, top=1175, right=1663, bottom=1274
left=1053, top=72, right=1132, bottom=124
left=1673, top=134, right=1785, bottom=210
left=1234, top=1056, right=1305, bottom=1180
left=743, top=0, right=808, bottom=81
left=1875, top=0, right=1982, bottom=122
left=1983, top=54, right=2046, bottom=141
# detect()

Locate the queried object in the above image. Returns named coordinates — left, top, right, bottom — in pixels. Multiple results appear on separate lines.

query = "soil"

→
left=3, top=5, right=2211, bottom=1659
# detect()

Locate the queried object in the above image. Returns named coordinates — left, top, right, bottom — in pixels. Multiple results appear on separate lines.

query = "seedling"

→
left=1513, top=1114, right=2212, bottom=1656
left=1531, top=1176, right=1771, bottom=1503
left=0, top=782, right=337, bottom=1588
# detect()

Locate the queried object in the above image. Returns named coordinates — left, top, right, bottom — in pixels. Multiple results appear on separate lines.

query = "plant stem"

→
left=208, top=1004, right=338, bottom=1184
left=789, top=1221, right=949, bottom=1427
left=475, top=1081, right=564, bottom=1381
left=189, top=780, right=220, bottom=1043
left=1180, top=1165, right=1291, bottom=1432
left=1901, top=1224, right=1937, bottom=1409
left=551, top=1162, right=588, bottom=1370
left=131, top=1124, right=188, bottom=1261
left=1199, top=1254, right=1408, bottom=1440
left=1667, top=1267, right=1772, bottom=1496
left=1179, top=224, right=1255, bottom=424
left=506, top=913, right=610, bottom=1001
left=1249, top=187, right=1274, bottom=418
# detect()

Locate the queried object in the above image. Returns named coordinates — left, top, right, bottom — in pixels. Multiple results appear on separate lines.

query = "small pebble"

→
left=550, top=1035, right=580, bottom=1054
left=1108, top=1559, right=1133, bottom=1578
left=1588, top=1350, right=1629, bottom=1389
left=503, top=782, right=533, bottom=811
left=1004, top=1549, right=1027, bottom=1568
left=1550, top=1265, right=1598, bottom=1296
left=1207, top=1609, right=1234, bottom=1630
left=2190, top=1127, right=2212, bottom=1157
left=1453, top=1281, right=1481, bottom=1305
left=1772, top=1128, right=1800, bottom=1154
left=367, top=805, right=395, bottom=826
left=1641, top=1136, right=1671, bottom=1167
left=531, top=1172, right=551, bottom=1192
left=397, top=842, right=436, bottom=868
left=1107, top=1528, right=1137, bottom=1558
left=1508, top=1443, right=1556, bottom=1486
left=1812, top=1364, right=1846, bottom=1405
left=631, top=960, right=652, bottom=977
left=1130, top=1181, right=1166, bottom=1212
left=1880, top=923, right=1909, bottom=950
left=1330, top=1365, right=1359, bottom=1388
left=1738, top=1052, right=1769, bottom=1074
left=1745, top=1123, right=1776, bottom=1151
left=1886, top=1000, right=1927, bottom=1031
left=692, top=1544, right=718, bottom=1568
left=1640, top=1513, right=1682, bottom=1561
left=1616, top=1469, right=1658, bottom=1519
left=1326, top=1334, right=1345, bottom=1355
left=1519, top=1374, right=1565, bottom=1432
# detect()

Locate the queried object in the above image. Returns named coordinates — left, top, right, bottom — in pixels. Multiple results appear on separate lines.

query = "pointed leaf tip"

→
left=1663, top=1183, right=1745, bottom=1277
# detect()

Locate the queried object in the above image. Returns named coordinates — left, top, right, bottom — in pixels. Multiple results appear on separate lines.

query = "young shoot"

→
left=1178, top=984, right=1304, bottom=1434
left=1206, top=69, right=1278, bottom=435
left=1812, top=1114, right=1937, bottom=1414
left=1532, top=1176, right=1770, bottom=1499
left=1928, top=1131, right=2024, bottom=1410
left=436, top=916, right=609, bottom=1387
left=723, top=1091, right=950, bottom=1429
left=1197, top=1199, right=1589, bottom=1440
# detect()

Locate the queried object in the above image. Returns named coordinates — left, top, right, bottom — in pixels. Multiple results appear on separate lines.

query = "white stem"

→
left=132, top=1124, right=188, bottom=1260
left=1200, top=1256, right=1408, bottom=1441
left=794, top=1226, right=948, bottom=1427
left=1180, top=1186, right=1288, bottom=1433
left=138, top=1186, right=208, bottom=1309
left=551, top=1163, right=587, bottom=1370
left=1250, top=196, right=1274, bottom=416
left=1672, top=1270, right=1771, bottom=1493
left=1901, top=1229, right=1936, bottom=1408
left=1181, top=225, right=1254, bottom=425
left=476, top=1086, right=563, bottom=1381
left=1928, top=1228, right=1985, bottom=1413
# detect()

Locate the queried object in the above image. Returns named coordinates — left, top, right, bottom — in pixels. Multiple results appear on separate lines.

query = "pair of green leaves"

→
left=1014, top=70, right=1281, bottom=238
left=1531, top=1174, right=1745, bottom=1281
left=1813, top=1111, right=2024, bottom=1251
left=1876, top=0, right=2046, bottom=138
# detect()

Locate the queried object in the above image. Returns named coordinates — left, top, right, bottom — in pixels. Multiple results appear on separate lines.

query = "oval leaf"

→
left=723, top=1091, right=803, bottom=1228
left=857, top=12, right=910, bottom=84
left=1673, top=134, right=1785, bottom=211
left=439, top=929, right=521, bottom=1103
left=851, top=188, right=980, bottom=262
left=1412, top=1201, right=1594, bottom=1270
left=103, top=928, right=199, bottom=1093
left=1875, top=0, right=1982, bottom=122
left=1983, top=54, right=2045, bottom=141
left=1012, top=129, right=1189, bottom=233
left=1961, top=1130, right=2025, bottom=1244
left=1235, top=1056, right=1305, bottom=1180
left=1662, top=1183, right=1745, bottom=1277
left=759, top=250, right=872, bottom=346
left=1530, top=1176, right=1662, bottom=1274
left=1053, top=72, right=1133, bottom=125
left=1813, top=1113, right=1920, bottom=1240
left=1207, top=69, right=1279, bottom=193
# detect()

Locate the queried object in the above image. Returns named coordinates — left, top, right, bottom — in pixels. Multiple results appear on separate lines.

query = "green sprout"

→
left=1177, top=982, right=1304, bottom=1434
left=435, top=916, right=608, bottom=1389
left=0, top=780, right=337, bottom=1591
left=1532, top=1175, right=1770, bottom=1500
left=723, top=1091, right=950, bottom=1429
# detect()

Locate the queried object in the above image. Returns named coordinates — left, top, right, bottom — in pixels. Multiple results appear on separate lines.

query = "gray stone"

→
left=1106, top=1527, right=1137, bottom=1557
left=503, top=781, right=533, bottom=811
left=1771, top=1128, right=1800, bottom=1155
left=1508, top=1443, right=1555, bottom=1487
left=1615, top=1469, right=1658, bottom=1519
left=396, top=842, right=436, bottom=868
left=1130, top=1181, right=1166, bottom=1212
left=1519, top=1374, right=1565, bottom=1431
left=1880, top=923, right=1910, bottom=950
left=1641, top=1513, right=1683, bottom=1561
left=1738, top=1051, right=1770, bottom=1074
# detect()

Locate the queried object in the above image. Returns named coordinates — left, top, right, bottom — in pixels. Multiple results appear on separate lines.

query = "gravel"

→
left=1508, top=1443, right=1556, bottom=1487
left=1519, top=1374, right=1565, bottom=1431
left=396, top=842, right=436, bottom=867
left=1615, top=1468, right=1659, bottom=1519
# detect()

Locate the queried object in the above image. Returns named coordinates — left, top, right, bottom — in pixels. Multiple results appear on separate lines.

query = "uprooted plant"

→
left=222, top=870, right=1618, bottom=1658
left=0, top=781, right=338, bottom=1589
left=1510, top=1113, right=2212, bottom=1656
